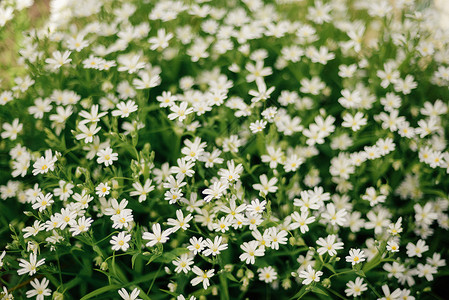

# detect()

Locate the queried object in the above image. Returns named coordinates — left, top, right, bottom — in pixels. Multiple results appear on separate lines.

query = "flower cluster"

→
left=0, top=0, right=448, bottom=299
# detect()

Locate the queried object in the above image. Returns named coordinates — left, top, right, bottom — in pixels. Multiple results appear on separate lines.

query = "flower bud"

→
left=102, top=81, right=113, bottom=92
left=94, top=256, right=102, bottom=266
left=212, top=286, right=218, bottom=295
left=100, top=262, right=108, bottom=271
left=237, top=268, right=244, bottom=278
left=322, top=278, right=331, bottom=288
left=224, top=264, right=234, bottom=272
left=282, top=279, right=292, bottom=290
left=53, top=291, right=64, bottom=300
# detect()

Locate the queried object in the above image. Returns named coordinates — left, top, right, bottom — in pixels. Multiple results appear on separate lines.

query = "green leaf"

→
left=131, top=253, right=140, bottom=269
left=79, top=284, right=121, bottom=300
left=290, top=286, right=308, bottom=300
left=324, top=263, right=337, bottom=274
left=145, top=253, right=161, bottom=265
left=225, top=272, right=239, bottom=283
left=219, top=272, right=230, bottom=300
left=160, top=289, right=179, bottom=297
left=156, top=247, right=190, bottom=263
left=311, top=285, right=329, bottom=296
left=137, top=287, right=151, bottom=300
left=362, top=254, right=381, bottom=273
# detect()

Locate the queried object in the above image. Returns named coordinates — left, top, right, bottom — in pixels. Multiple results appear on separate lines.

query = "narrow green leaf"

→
left=79, top=284, right=120, bottom=300
left=290, top=285, right=308, bottom=300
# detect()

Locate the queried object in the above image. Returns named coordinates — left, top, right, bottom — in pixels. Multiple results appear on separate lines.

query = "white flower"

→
left=112, top=100, right=138, bottom=118
left=307, top=0, right=332, bottom=24
left=309, top=46, right=334, bottom=64
left=17, top=253, right=45, bottom=276
left=26, top=278, right=52, bottom=300
left=345, top=277, right=367, bottom=297
left=252, top=174, right=278, bottom=196
left=149, top=28, right=173, bottom=50
left=284, top=154, right=304, bottom=172
left=342, top=112, right=367, bottom=131
left=378, top=285, right=401, bottom=300
left=167, top=102, right=194, bottom=122
left=1, top=118, right=22, bottom=140
left=69, top=216, right=93, bottom=236
left=187, top=236, right=206, bottom=255
left=66, top=34, right=89, bottom=52
left=202, top=181, right=227, bottom=202
left=133, top=72, right=161, bottom=89
left=300, top=76, right=325, bottom=95
left=95, top=182, right=111, bottom=197
left=118, top=288, right=141, bottom=300
left=97, top=147, right=118, bottom=166
left=321, top=203, right=347, bottom=226
left=362, top=187, right=387, bottom=207
left=172, top=254, right=194, bottom=274
left=249, top=78, right=275, bottom=103
left=386, top=240, right=400, bottom=253
left=0, top=90, right=14, bottom=105
left=104, top=198, right=131, bottom=216
left=157, top=91, right=177, bottom=107
left=79, top=104, right=107, bottom=125
left=267, top=227, right=288, bottom=250
left=111, top=232, right=132, bottom=252
left=249, top=120, right=267, bottom=133
left=0, top=7, right=14, bottom=27
left=75, top=123, right=101, bottom=143
left=22, top=220, right=45, bottom=238
left=298, top=265, right=323, bottom=285
left=289, top=211, right=315, bottom=234
left=387, top=217, right=403, bottom=236
left=202, top=236, right=228, bottom=256
left=164, top=188, right=184, bottom=204
left=171, top=157, right=195, bottom=179
left=261, top=146, right=283, bottom=169
left=45, top=50, right=72, bottom=69
left=32, top=193, right=54, bottom=212
left=130, top=179, right=154, bottom=202
left=406, top=240, right=428, bottom=258
left=316, top=234, right=344, bottom=256
left=0, top=251, right=6, bottom=268
left=245, top=60, right=272, bottom=82
left=239, top=241, right=265, bottom=264
left=190, top=266, right=214, bottom=289
left=118, top=54, right=146, bottom=74
left=217, top=160, right=243, bottom=183
left=252, top=229, right=272, bottom=249
left=416, top=263, right=437, bottom=281
left=32, top=150, right=58, bottom=176
left=167, top=209, right=193, bottom=232
left=346, top=248, right=366, bottom=265
left=111, top=211, right=134, bottom=229
left=246, top=199, right=267, bottom=216
left=377, top=62, right=400, bottom=88
left=258, top=266, right=277, bottom=283
left=393, top=75, right=417, bottom=95
left=338, top=89, right=361, bottom=109
left=56, top=208, right=77, bottom=230
left=143, top=223, right=171, bottom=247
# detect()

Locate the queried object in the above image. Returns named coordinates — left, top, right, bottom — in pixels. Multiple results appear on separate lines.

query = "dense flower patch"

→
left=0, top=0, right=448, bottom=299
